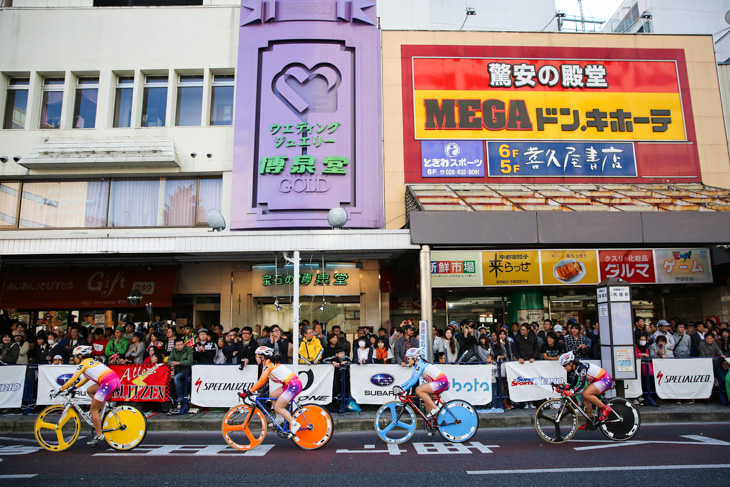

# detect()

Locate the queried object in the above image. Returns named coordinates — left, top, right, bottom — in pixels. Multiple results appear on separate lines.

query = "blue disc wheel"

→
left=374, top=401, right=417, bottom=444
left=437, top=400, right=478, bottom=443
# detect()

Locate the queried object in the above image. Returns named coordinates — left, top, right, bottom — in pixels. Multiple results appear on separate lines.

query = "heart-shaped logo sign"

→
left=272, top=63, right=341, bottom=119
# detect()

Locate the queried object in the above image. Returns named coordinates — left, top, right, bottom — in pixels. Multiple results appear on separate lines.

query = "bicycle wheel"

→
left=222, top=404, right=267, bottom=451
left=103, top=405, right=148, bottom=451
left=291, top=405, right=333, bottom=450
left=374, top=401, right=417, bottom=444
left=437, top=400, right=478, bottom=443
left=534, top=399, right=578, bottom=444
left=34, top=405, right=81, bottom=452
left=599, top=397, right=641, bottom=441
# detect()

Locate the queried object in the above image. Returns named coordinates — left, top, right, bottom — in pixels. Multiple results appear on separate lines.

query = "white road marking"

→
left=468, top=464, right=730, bottom=475
left=0, top=475, right=38, bottom=479
left=573, top=435, right=730, bottom=451
left=0, top=437, right=38, bottom=443
left=336, top=443, right=406, bottom=455
left=94, top=444, right=274, bottom=457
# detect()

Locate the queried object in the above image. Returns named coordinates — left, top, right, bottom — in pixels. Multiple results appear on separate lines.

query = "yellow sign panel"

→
left=414, top=90, right=685, bottom=141
left=541, top=250, right=599, bottom=285
left=482, top=250, right=541, bottom=286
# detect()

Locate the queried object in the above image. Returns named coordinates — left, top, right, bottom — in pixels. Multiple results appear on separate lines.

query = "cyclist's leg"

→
left=416, top=383, right=437, bottom=411
left=91, top=376, right=120, bottom=437
left=582, top=383, right=604, bottom=415
left=275, top=378, right=302, bottom=427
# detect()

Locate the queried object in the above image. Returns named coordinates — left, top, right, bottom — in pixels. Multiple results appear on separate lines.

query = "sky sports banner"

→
left=350, top=364, right=415, bottom=405
left=505, top=361, right=566, bottom=402
left=0, top=365, right=26, bottom=408
left=37, top=365, right=94, bottom=405
left=439, top=364, right=494, bottom=405
left=268, top=364, right=334, bottom=406
left=652, top=358, right=714, bottom=400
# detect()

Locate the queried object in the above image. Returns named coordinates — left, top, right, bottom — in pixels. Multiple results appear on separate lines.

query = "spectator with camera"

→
left=394, top=322, right=419, bottom=366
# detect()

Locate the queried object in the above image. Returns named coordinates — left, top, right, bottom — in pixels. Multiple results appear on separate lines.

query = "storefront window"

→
left=19, top=180, right=109, bottom=229
left=0, top=181, right=20, bottom=227
left=109, top=179, right=160, bottom=227
left=162, top=178, right=196, bottom=226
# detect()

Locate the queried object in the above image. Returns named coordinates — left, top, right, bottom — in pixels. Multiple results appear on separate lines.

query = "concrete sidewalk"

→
left=1, top=401, right=727, bottom=433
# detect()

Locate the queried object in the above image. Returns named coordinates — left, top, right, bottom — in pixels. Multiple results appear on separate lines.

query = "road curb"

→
left=3, top=410, right=728, bottom=434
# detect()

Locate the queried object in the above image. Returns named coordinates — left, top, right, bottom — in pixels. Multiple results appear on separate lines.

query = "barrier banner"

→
left=37, top=365, right=93, bottom=405
left=587, top=359, right=642, bottom=399
left=349, top=364, right=413, bottom=405
left=652, top=358, right=714, bottom=399
left=0, top=365, right=26, bottom=408
left=439, top=364, right=494, bottom=405
left=505, top=361, right=566, bottom=402
left=191, top=365, right=259, bottom=408
left=269, top=364, right=335, bottom=405
left=109, top=364, right=172, bottom=402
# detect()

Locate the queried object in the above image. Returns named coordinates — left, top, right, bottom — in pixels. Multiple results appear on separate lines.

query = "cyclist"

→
left=397, top=348, right=449, bottom=419
left=558, top=351, right=613, bottom=429
left=52, top=345, right=122, bottom=445
left=245, top=346, right=303, bottom=437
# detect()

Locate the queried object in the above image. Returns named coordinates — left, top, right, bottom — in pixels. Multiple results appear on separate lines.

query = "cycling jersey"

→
left=400, top=358, right=448, bottom=391
left=59, top=358, right=117, bottom=392
left=250, top=360, right=301, bottom=402
left=568, top=361, right=612, bottom=392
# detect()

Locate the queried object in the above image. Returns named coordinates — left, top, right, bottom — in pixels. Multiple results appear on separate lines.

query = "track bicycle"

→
left=34, top=389, right=148, bottom=451
left=534, top=382, right=641, bottom=444
left=221, top=389, right=333, bottom=451
left=374, top=385, right=478, bottom=444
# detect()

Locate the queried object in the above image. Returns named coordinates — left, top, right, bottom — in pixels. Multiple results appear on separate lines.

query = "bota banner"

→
left=0, top=365, right=26, bottom=408
left=652, top=358, right=714, bottom=400
left=37, top=365, right=94, bottom=405
left=505, top=361, right=566, bottom=402
left=109, top=364, right=172, bottom=402
left=439, top=364, right=494, bottom=406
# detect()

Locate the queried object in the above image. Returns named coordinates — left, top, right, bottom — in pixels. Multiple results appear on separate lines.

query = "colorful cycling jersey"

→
left=568, top=361, right=610, bottom=391
left=59, top=358, right=117, bottom=392
left=400, top=359, right=447, bottom=390
left=249, top=361, right=296, bottom=392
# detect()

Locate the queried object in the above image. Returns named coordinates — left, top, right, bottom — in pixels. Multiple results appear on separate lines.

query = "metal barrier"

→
left=23, top=364, right=38, bottom=415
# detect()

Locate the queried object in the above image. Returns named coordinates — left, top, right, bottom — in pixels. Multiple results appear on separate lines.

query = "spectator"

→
left=214, top=336, right=227, bottom=364
left=513, top=323, right=539, bottom=365
left=476, top=334, right=492, bottom=363
left=33, top=333, right=48, bottom=364
left=168, top=337, right=193, bottom=413
left=143, top=349, right=163, bottom=366
left=210, top=324, right=224, bottom=344
left=0, top=333, right=19, bottom=363
left=222, top=330, right=241, bottom=364
left=440, top=327, right=459, bottom=363
left=493, top=329, right=515, bottom=410
left=181, top=324, right=197, bottom=348
left=718, top=329, right=730, bottom=356
left=433, top=327, right=445, bottom=362
left=64, top=325, right=87, bottom=357
left=673, top=323, right=692, bottom=358
left=193, top=328, right=217, bottom=364
left=541, top=332, right=565, bottom=360
left=353, top=334, right=374, bottom=364
left=652, top=320, right=675, bottom=357
left=691, top=322, right=707, bottom=357
left=373, top=337, right=393, bottom=364
left=393, top=324, right=419, bottom=366
left=322, top=334, right=341, bottom=361
left=12, top=331, right=29, bottom=365
left=52, top=354, right=64, bottom=365
left=331, top=325, right=351, bottom=356
left=299, top=325, right=324, bottom=364
left=564, top=323, right=590, bottom=359
left=262, top=324, right=289, bottom=363
left=635, top=334, right=652, bottom=404
left=163, top=327, right=178, bottom=356
left=313, top=322, right=326, bottom=347
left=634, top=317, right=653, bottom=346
left=586, top=322, right=601, bottom=359
left=43, top=332, right=65, bottom=363
left=389, top=324, right=403, bottom=348
left=378, top=327, right=388, bottom=339
left=715, top=358, right=729, bottom=402
left=698, top=333, right=725, bottom=359
left=125, top=332, right=146, bottom=364
left=150, top=313, right=165, bottom=335
left=323, top=346, right=351, bottom=401
left=553, top=324, right=565, bottom=345
left=368, top=334, right=378, bottom=351
left=649, top=335, right=668, bottom=359
left=238, top=326, right=257, bottom=369
left=105, top=327, right=129, bottom=361
left=509, top=322, right=520, bottom=341
left=540, top=319, right=553, bottom=343
left=530, top=323, right=543, bottom=351
left=90, top=328, right=108, bottom=363
left=123, top=323, right=135, bottom=342
left=257, top=326, right=270, bottom=346
left=456, top=321, right=478, bottom=357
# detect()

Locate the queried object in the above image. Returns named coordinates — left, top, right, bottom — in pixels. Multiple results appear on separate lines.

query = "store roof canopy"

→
left=407, top=184, right=730, bottom=246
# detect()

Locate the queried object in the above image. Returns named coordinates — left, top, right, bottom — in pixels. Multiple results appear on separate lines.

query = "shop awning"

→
left=407, top=184, right=730, bottom=246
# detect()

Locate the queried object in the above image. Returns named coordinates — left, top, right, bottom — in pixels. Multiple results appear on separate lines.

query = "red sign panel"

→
left=598, top=250, right=656, bottom=283
left=0, top=265, right=178, bottom=309
left=109, top=364, right=172, bottom=402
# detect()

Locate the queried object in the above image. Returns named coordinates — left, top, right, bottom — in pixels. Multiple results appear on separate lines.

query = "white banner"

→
left=0, top=366, right=26, bottom=409
left=350, top=364, right=413, bottom=404
left=191, top=365, right=259, bottom=408
left=586, top=359, right=642, bottom=399
left=439, top=364, right=494, bottom=405
left=37, top=365, right=94, bottom=405
left=505, top=361, right=565, bottom=402
left=191, top=364, right=335, bottom=407
left=652, top=358, right=714, bottom=400
left=269, top=364, right=334, bottom=405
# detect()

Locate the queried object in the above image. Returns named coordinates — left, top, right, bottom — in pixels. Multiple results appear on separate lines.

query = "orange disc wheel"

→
left=290, top=405, right=333, bottom=450
left=221, top=404, right=267, bottom=451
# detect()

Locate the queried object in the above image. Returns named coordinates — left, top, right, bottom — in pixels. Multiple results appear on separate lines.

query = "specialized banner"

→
left=440, top=364, right=494, bottom=406
left=191, top=365, right=259, bottom=408
left=505, top=361, right=565, bottom=402
left=652, top=358, right=714, bottom=400
left=269, top=364, right=335, bottom=405
left=0, top=365, right=26, bottom=408
left=109, top=364, right=172, bottom=402
left=37, top=365, right=93, bottom=405
left=349, top=364, right=413, bottom=405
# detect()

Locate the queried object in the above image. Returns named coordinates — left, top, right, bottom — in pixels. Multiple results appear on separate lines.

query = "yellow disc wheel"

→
left=291, top=405, right=333, bottom=450
left=103, top=405, right=148, bottom=451
left=34, top=405, right=81, bottom=452
left=222, top=404, right=267, bottom=451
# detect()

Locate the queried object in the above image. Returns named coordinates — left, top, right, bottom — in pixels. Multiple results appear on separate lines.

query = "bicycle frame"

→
left=552, top=392, right=622, bottom=426
left=396, top=394, right=459, bottom=428
left=54, top=392, right=124, bottom=434
left=240, top=394, right=314, bottom=434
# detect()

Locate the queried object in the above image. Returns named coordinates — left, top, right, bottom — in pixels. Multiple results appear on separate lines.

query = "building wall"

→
left=381, top=31, right=730, bottom=229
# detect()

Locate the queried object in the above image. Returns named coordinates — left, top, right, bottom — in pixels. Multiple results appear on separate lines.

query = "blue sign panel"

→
left=487, top=141, right=636, bottom=177
left=421, top=140, right=485, bottom=177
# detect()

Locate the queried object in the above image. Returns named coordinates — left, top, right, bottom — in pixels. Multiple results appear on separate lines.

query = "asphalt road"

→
left=1, top=423, right=729, bottom=486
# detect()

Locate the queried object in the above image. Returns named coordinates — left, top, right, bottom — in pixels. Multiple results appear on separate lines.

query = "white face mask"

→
left=359, top=341, right=366, bottom=348
left=47, top=339, right=55, bottom=345
left=639, top=340, right=647, bottom=347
